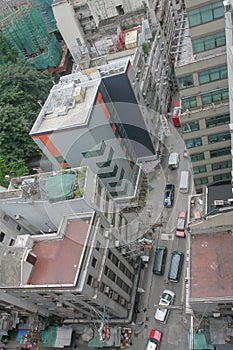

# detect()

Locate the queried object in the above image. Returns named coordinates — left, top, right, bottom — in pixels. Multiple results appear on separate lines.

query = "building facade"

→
left=0, top=165, right=146, bottom=322
left=30, top=59, right=156, bottom=204
left=174, top=0, right=231, bottom=193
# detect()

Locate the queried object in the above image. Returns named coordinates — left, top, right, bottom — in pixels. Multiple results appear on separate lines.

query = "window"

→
left=91, top=257, right=97, bottom=268
left=212, top=160, right=232, bottom=170
left=9, top=239, right=15, bottom=246
left=208, top=131, right=231, bottom=143
left=119, top=168, right=125, bottom=180
left=193, top=32, right=226, bottom=53
left=190, top=153, right=205, bottom=162
left=82, top=140, right=106, bottom=158
left=182, top=96, right=197, bottom=109
left=192, top=165, right=206, bottom=174
left=194, top=177, right=208, bottom=186
left=206, top=114, right=230, bottom=128
left=188, top=2, right=224, bottom=27
left=97, top=148, right=114, bottom=168
left=98, top=164, right=118, bottom=179
left=178, top=75, right=194, bottom=89
left=87, top=275, right=93, bottom=286
left=0, top=232, right=5, bottom=242
left=185, top=138, right=202, bottom=149
left=198, top=66, right=227, bottom=84
left=213, top=173, right=231, bottom=182
left=183, top=121, right=199, bottom=133
left=210, top=147, right=231, bottom=158
left=201, top=88, right=229, bottom=105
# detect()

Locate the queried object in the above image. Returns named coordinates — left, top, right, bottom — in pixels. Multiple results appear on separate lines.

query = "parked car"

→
left=146, top=329, right=163, bottom=350
left=175, top=211, right=187, bottom=237
left=163, top=184, right=175, bottom=208
left=154, top=289, right=175, bottom=324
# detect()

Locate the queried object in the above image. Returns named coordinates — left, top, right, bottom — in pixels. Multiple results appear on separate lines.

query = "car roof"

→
left=149, top=329, right=163, bottom=341
left=178, top=211, right=186, bottom=217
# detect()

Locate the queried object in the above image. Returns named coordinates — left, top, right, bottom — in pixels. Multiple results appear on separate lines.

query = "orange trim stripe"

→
left=38, top=134, right=61, bottom=157
left=97, top=92, right=110, bottom=120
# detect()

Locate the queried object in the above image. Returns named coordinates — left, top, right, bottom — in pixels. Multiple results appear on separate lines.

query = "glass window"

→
left=194, top=177, right=208, bottom=186
left=201, top=88, right=229, bottom=105
left=98, top=164, right=118, bottom=179
left=185, top=138, right=202, bottom=149
left=210, top=147, right=231, bottom=158
left=208, top=131, right=231, bottom=143
left=198, top=66, right=227, bottom=85
left=188, top=2, right=224, bottom=27
left=190, top=152, right=205, bottom=162
left=193, top=165, right=207, bottom=174
left=178, top=75, right=194, bottom=89
left=206, top=114, right=230, bottom=128
left=212, top=160, right=232, bottom=170
left=183, top=121, right=199, bottom=133
left=82, top=140, right=106, bottom=158
left=213, top=173, right=231, bottom=182
left=182, top=96, right=197, bottom=109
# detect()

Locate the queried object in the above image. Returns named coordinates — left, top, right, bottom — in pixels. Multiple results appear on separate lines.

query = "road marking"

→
left=161, top=233, right=174, bottom=240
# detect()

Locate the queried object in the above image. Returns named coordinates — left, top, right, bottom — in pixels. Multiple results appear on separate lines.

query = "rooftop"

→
left=30, top=217, right=91, bottom=286
left=0, top=216, right=92, bottom=288
left=0, top=166, right=88, bottom=202
left=30, top=59, right=128, bottom=135
left=190, top=230, right=233, bottom=300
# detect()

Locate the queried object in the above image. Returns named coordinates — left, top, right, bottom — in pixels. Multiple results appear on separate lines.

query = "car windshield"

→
left=161, top=293, right=172, bottom=302
left=177, top=218, right=185, bottom=230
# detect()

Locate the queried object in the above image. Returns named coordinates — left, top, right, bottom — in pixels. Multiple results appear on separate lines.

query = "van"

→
left=153, top=246, right=167, bottom=275
left=168, top=251, right=184, bottom=282
left=168, top=152, right=180, bottom=169
left=179, top=170, right=190, bottom=193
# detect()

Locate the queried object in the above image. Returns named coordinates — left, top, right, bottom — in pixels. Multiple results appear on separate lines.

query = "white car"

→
left=154, top=289, right=175, bottom=324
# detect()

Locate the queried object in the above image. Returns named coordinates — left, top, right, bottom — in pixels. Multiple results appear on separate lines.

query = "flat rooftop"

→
left=190, top=231, right=233, bottom=300
left=0, top=217, right=91, bottom=288
left=30, top=218, right=90, bottom=286
left=30, top=60, right=128, bottom=135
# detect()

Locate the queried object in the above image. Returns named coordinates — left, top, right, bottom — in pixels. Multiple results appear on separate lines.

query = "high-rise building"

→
left=224, top=0, right=233, bottom=185
left=174, top=0, right=231, bottom=193
left=30, top=59, right=157, bottom=205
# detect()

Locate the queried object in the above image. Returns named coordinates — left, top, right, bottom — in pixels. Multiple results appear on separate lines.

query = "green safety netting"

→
left=188, top=332, right=215, bottom=349
left=45, top=174, right=76, bottom=201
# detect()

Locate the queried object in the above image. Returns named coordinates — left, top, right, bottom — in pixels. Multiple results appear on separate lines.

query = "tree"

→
left=0, top=156, right=29, bottom=188
left=0, top=31, right=17, bottom=64
left=0, top=61, right=53, bottom=185
left=0, top=61, right=53, bottom=162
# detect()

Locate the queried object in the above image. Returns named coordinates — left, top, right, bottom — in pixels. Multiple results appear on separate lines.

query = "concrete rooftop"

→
left=190, top=231, right=233, bottom=300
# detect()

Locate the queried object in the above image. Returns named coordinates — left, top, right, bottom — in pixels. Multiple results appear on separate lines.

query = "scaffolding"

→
left=0, top=0, right=62, bottom=70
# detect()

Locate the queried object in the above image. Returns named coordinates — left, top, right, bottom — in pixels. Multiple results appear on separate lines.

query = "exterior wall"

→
left=224, top=0, right=233, bottom=183
left=175, top=0, right=231, bottom=192
left=52, top=0, right=87, bottom=64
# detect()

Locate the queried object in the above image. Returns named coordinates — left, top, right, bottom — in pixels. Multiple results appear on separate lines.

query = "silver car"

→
left=154, top=289, right=175, bottom=324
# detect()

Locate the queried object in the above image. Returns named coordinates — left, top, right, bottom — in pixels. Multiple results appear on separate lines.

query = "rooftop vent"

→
left=74, top=86, right=86, bottom=103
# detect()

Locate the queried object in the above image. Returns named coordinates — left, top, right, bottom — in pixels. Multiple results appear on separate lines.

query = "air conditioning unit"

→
left=104, top=286, right=110, bottom=294
left=93, top=280, right=100, bottom=288
left=213, top=200, right=224, bottom=207
left=104, top=230, right=110, bottom=238
left=115, top=240, right=120, bottom=247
